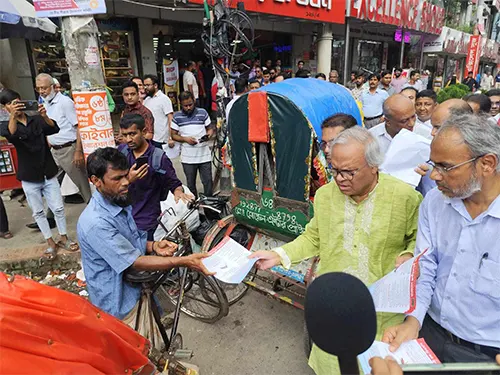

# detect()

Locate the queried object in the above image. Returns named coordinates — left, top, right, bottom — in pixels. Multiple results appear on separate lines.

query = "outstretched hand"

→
left=248, top=250, right=281, bottom=270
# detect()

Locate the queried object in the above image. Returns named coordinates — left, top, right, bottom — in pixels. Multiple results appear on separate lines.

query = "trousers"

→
left=182, top=162, right=213, bottom=197
left=0, top=198, right=8, bottom=233
left=22, top=177, right=67, bottom=240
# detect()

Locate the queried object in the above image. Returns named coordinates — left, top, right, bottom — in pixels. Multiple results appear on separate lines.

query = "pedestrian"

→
left=121, top=80, right=154, bottom=140
left=495, top=71, right=500, bottom=89
left=269, top=68, right=276, bottom=82
left=118, top=114, right=191, bottom=240
left=350, top=71, right=366, bottom=102
left=486, top=89, right=500, bottom=123
left=251, top=126, right=422, bottom=375
left=445, top=73, right=458, bottom=87
left=295, top=60, right=305, bottom=75
left=319, top=113, right=357, bottom=165
left=346, top=71, right=357, bottom=90
left=36, top=73, right=91, bottom=203
left=249, top=79, right=262, bottom=90
left=403, top=70, right=423, bottom=92
left=413, top=89, right=438, bottom=139
left=226, top=78, right=248, bottom=122
left=462, top=71, right=480, bottom=92
left=369, top=94, right=416, bottom=155
left=390, top=67, right=407, bottom=94
left=248, top=60, right=260, bottom=80
left=0, top=198, right=12, bottom=239
left=328, top=70, right=340, bottom=84
left=432, top=70, right=444, bottom=92
left=361, top=74, right=389, bottom=129
left=379, top=70, right=395, bottom=95
left=480, top=71, right=494, bottom=91
left=315, top=73, right=326, bottom=80
left=383, top=113, right=500, bottom=364
left=77, top=147, right=212, bottom=345
left=463, top=93, right=491, bottom=114
left=0, top=89, right=78, bottom=259
left=262, top=69, right=271, bottom=86
left=264, top=59, right=273, bottom=71
left=171, top=91, right=214, bottom=197
left=143, top=74, right=174, bottom=150
left=196, top=60, right=206, bottom=108
left=400, top=86, right=418, bottom=104
left=296, top=69, right=311, bottom=78
left=131, top=76, right=146, bottom=103
left=183, top=61, right=200, bottom=106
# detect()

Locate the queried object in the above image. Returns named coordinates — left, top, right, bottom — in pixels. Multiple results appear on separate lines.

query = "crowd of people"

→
left=1, top=59, right=500, bottom=375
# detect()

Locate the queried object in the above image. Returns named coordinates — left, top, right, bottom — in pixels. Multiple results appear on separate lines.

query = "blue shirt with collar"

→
left=77, top=191, right=147, bottom=319
left=410, top=188, right=500, bottom=348
left=361, top=88, right=389, bottom=118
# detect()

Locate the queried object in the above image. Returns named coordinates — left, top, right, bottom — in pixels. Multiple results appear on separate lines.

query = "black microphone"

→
left=305, top=272, right=377, bottom=375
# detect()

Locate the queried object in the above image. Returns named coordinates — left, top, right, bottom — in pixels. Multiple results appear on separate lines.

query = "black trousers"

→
left=0, top=198, right=9, bottom=233
left=420, top=315, right=499, bottom=363
left=182, top=162, right=213, bottom=198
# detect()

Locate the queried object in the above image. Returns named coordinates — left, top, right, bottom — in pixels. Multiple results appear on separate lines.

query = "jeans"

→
left=182, top=162, right=213, bottom=197
left=22, top=177, right=67, bottom=240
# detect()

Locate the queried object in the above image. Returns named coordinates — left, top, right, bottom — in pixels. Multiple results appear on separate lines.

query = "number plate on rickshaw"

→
left=249, top=233, right=314, bottom=284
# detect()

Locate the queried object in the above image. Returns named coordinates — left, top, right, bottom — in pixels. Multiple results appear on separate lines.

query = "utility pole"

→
left=60, top=16, right=115, bottom=157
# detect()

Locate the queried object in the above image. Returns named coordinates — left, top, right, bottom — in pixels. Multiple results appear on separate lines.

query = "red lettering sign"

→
left=465, top=35, right=481, bottom=79
left=189, top=0, right=345, bottom=24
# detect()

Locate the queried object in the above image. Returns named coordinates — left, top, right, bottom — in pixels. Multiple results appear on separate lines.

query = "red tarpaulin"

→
left=0, top=273, right=155, bottom=374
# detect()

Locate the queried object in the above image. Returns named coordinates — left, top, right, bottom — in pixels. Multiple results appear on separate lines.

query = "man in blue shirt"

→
left=361, top=74, right=389, bottom=129
left=77, top=147, right=212, bottom=321
left=383, top=112, right=500, bottom=363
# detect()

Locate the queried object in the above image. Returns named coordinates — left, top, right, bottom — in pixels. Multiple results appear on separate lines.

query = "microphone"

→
left=305, top=272, right=377, bottom=375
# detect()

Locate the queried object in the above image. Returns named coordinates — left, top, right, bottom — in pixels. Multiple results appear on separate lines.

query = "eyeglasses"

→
left=426, top=156, right=482, bottom=175
left=331, top=164, right=368, bottom=181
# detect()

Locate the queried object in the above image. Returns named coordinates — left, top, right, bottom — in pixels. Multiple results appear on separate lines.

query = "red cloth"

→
left=0, top=273, right=154, bottom=375
left=248, top=91, right=270, bottom=143
left=211, top=79, right=218, bottom=112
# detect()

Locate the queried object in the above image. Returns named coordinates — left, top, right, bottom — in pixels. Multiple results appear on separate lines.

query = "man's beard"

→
left=103, top=191, right=133, bottom=207
left=439, top=170, right=482, bottom=199
left=182, top=108, right=195, bottom=116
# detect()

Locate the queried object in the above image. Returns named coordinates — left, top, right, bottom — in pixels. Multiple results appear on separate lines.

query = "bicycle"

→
left=154, top=197, right=230, bottom=324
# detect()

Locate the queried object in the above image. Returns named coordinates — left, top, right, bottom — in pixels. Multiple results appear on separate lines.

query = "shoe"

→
left=64, top=194, right=84, bottom=204
left=26, top=218, right=56, bottom=230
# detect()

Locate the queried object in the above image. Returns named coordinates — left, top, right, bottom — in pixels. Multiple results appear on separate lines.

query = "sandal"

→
left=57, top=238, right=80, bottom=252
left=43, top=247, right=57, bottom=260
left=0, top=231, right=13, bottom=239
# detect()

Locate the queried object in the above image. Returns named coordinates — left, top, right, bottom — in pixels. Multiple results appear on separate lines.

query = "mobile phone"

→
left=199, top=134, right=210, bottom=143
left=18, top=100, right=39, bottom=111
left=135, top=156, right=148, bottom=168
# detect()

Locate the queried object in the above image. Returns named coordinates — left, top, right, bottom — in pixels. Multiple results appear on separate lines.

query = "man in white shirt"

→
left=183, top=61, right=199, bottom=105
left=480, top=71, right=494, bottom=91
left=171, top=91, right=213, bottom=197
left=413, top=90, right=437, bottom=140
left=369, top=95, right=416, bottom=155
left=402, top=70, right=423, bottom=92
left=361, top=74, right=389, bottom=129
left=143, top=74, right=174, bottom=149
left=225, top=77, right=248, bottom=122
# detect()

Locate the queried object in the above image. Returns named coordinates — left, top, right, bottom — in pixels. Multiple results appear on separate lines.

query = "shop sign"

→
left=33, top=0, right=106, bottom=17
left=465, top=35, right=481, bottom=79
left=73, top=91, right=115, bottom=158
left=189, top=0, right=345, bottom=24
left=423, top=26, right=469, bottom=55
left=350, top=0, right=445, bottom=35
left=480, top=39, right=500, bottom=63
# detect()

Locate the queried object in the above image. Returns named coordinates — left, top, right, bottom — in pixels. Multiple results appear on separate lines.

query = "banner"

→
left=465, top=35, right=481, bottom=79
left=33, top=0, right=106, bottom=18
left=163, top=59, right=180, bottom=111
left=73, top=91, right=115, bottom=158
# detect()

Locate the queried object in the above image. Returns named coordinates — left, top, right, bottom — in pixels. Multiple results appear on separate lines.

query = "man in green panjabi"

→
left=251, top=126, right=423, bottom=375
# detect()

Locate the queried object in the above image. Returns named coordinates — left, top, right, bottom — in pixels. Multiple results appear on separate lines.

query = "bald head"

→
left=430, top=99, right=472, bottom=137
left=382, top=95, right=416, bottom=137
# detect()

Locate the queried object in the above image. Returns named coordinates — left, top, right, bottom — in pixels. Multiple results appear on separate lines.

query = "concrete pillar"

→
left=0, top=39, right=35, bottom=99
left=137, top=18, right=156, bottom=75
left=316, top=24, right=333, bottom=75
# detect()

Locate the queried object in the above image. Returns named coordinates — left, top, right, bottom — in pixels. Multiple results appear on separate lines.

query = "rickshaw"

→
left=201, top=78, right=362, bottom=308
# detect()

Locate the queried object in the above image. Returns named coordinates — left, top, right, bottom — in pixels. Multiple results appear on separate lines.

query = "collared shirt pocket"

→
left=470, top=258, right=500, bottom=299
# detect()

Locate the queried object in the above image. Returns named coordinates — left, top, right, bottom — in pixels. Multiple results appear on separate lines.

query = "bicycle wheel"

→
left=157, top=269, right=229, bottom=324
left=203, top=220, right=255, bottom=305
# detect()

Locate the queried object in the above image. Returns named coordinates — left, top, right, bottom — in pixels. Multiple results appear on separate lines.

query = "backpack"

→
left=120, top=146, right=170, bottom=201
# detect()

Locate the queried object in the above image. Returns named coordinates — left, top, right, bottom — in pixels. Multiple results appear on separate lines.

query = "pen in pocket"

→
left=479, top=252, right=489, bottom=269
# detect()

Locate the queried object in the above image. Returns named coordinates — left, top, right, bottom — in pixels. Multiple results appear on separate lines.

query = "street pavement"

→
left=0, top=158, right=315, bottom=375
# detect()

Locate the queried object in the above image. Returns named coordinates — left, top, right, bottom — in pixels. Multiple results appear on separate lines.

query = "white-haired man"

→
left=383, top=113, right=500, bottom=364
left=30, top=74, right=91, bottom=232
left=251, top=127, right=423, bottom=375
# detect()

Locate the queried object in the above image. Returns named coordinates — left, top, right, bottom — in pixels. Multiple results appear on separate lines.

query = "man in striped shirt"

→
left=171, top=91, right=214, bottom=196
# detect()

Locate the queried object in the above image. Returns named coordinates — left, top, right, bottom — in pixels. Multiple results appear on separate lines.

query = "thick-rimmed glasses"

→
left=426, top=156, right=482, bottom=175
left=331, top=164, right=368, bottom=180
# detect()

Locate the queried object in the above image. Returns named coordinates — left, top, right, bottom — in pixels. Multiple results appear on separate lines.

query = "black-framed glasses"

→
left=331, top=164, right=368, bottom=181
left=426, top=156, right=482, bottom=174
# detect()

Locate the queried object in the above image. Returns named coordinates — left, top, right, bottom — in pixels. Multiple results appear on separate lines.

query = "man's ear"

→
left=90, top=175, right=101, bottom=188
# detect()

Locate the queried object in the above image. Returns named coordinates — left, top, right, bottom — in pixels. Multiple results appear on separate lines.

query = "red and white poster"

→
left=465, top=35, right=481, bottom=79
left=33, top=0, right=106, bottom=18
left=73, top=91, right=115, bottom=158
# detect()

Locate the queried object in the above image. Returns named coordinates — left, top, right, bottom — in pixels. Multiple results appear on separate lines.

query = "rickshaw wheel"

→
left=201, top=215, right=256, bottom=305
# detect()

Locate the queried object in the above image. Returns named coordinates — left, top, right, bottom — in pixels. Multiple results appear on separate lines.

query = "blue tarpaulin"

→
left=255, top=78, right=362, bottom=139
